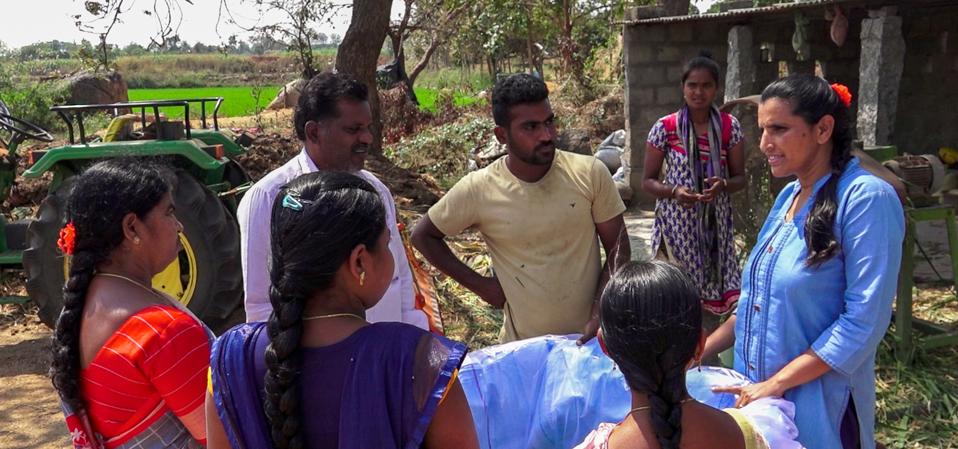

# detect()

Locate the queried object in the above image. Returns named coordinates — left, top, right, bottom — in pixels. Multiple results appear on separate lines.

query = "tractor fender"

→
left=23, top=139, right=228, bottom=179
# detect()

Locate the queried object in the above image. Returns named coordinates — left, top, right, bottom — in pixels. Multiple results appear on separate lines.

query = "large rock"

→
left=556, top=128, right=593, bottom=156
left=67, top=71, right=128, bottom=106
left=267, top=78, right=308, bottom=110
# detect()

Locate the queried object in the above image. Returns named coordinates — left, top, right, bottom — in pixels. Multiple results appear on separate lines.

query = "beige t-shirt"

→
left=428, top=150, right=626, bottom=342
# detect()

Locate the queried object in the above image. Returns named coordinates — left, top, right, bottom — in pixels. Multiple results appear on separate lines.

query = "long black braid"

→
left=263, top=171, right=385, bottom=449
left=599, top=261, right=702, bottom=449
left=50, top=159, right=171, bottom=412
left=761, top=74, right=853, bottom=267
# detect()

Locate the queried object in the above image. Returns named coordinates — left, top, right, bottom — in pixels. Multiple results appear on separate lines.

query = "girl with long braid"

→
left=704, top=74, right=904, bottom=449
left=206, top=171, right=478, bottom=449
left=51, top=159, right=210, bottom=448
left=575, top=260, right=766, bottom=449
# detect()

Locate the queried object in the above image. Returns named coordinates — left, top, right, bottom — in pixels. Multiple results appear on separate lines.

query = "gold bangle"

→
left=670, top=185, right=679, bottom=198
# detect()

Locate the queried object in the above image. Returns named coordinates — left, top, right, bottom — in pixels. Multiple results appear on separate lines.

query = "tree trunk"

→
left=397, top=50, right=419, bottom=105
left=661, top=0, right=690, bottom=16
left=336, top=0, right=393, bottom=156
left=386, top=1, right=418, bottom=104
left=556, top=0, right=585, bottom=85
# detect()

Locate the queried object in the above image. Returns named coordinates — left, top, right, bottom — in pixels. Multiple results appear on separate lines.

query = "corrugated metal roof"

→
left=623, top=0, right=881, bottom=26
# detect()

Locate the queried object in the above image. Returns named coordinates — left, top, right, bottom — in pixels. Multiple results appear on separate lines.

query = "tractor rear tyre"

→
left=24, top=170, right=245, bottom=333
left=23, top=177, right=74, bottom=327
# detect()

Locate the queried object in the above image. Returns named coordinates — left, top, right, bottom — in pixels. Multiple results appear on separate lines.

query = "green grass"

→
left=414, top=87, right=483, bottom=114
left=128, top=86, right=282, bottom=117
left=128, top=85, right=480, bottom=118
left=415, top=67, right=492, bottom=92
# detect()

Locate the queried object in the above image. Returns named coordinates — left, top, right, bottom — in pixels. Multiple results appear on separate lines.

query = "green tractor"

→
left=0, top=98, right=250, bottom=332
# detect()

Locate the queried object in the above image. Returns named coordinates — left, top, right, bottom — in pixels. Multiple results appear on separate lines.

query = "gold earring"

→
left=359, top=272, right=365, bottom=286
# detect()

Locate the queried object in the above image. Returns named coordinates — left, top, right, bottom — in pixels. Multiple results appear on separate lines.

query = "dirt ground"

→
left=0, top=304, right=68, bottom=449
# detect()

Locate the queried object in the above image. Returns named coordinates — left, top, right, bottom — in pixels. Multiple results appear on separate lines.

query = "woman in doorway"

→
left=642, top=51, right=747, bottom=324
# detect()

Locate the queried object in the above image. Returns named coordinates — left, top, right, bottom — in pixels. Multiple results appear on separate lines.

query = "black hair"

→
left=491, top=73, right=549, bottom=127
left=599, top=260, right=702, bottom=449
left=293, top=71, right=369, bottom=141
left=681, top=51, right=720, bottom=85
left=50, top=159, right=172, bottom=412
left=761, top=74, right=852, bottom=267
left=263, top=171, right=386, bottom=449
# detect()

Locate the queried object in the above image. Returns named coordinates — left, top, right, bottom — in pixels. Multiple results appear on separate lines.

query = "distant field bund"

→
left=128, top=86, right=282, bottom=118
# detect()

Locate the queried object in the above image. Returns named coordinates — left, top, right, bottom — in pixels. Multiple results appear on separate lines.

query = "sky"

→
left=0, top=0, right=407, bottom=50
left=0, top=0, right=722, bottom=50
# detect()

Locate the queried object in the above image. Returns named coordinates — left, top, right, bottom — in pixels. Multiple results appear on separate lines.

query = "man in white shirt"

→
left=238, top=72, right=428, bottom=329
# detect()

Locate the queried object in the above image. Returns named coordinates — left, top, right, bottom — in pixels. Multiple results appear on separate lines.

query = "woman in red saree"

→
left=50, top=159, right=210, bottom=449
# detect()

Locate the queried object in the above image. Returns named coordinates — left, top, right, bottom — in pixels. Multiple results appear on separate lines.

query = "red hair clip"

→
left=830, top=83, right=852, bottom=107
left=57, top=222, right=76, bottom=255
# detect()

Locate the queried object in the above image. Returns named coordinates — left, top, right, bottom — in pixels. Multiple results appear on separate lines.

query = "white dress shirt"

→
left=237, top=149, right=428, bottom=329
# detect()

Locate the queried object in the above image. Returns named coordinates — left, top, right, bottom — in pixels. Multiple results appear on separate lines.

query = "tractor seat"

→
left=103, top=114, right=140, bottom=142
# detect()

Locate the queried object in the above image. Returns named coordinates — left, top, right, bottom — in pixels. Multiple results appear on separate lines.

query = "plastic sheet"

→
left=459, top=335, right=803, bottom=449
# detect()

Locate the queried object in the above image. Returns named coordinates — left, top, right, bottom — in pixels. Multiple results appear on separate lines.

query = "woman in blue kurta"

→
left=703, top=74, right=904, bottom=449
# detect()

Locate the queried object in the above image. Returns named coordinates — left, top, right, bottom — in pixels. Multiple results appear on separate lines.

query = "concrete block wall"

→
left=625, top=11, right=870, bottom=206
left=893, top=4, right=958, bottom=155
left=625, top=21, right=730, bottom=207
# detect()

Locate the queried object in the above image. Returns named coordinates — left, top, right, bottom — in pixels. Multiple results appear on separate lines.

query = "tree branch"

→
left=408, top=1, right=469, bottom=83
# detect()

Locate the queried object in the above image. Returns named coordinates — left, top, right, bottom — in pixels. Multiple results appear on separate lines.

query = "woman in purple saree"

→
left=205, top=172, right=478, bottom=449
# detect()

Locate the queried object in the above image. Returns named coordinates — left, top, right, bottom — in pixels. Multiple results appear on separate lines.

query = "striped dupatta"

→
left=675, top=105, right=732, bottom=302
left=676, top=104, right=726, bottom=193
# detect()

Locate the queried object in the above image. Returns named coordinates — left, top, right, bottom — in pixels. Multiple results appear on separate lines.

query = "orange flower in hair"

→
left=830, top=83, right=852, bottom=107
left=57, top=222, right=76, bottom=255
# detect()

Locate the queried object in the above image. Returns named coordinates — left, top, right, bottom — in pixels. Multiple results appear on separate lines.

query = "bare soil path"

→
left=0, top=306, right=68, bottom=449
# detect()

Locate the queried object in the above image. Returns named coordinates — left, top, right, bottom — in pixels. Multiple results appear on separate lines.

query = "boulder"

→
left=67, top=71, right=128, bottom=106
left=267, top=78, right=307, bottom=110
left=555, top=128, right=592, bottom=156
left=615, top=180, right=633, bottom=205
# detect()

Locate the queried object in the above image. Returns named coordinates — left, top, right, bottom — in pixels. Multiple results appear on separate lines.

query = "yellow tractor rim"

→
left=61, top=233, right=198, bottom=306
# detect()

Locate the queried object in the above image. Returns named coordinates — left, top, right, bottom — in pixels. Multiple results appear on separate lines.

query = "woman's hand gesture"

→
left=674, top=186, right=702, bottom=208
left=711, top=378, right=787, bottom=408
left=700, top=177, right=727, bottom=202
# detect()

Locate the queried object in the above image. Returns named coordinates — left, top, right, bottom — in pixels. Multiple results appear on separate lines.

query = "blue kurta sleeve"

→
left=811, top=186, right=904, bottom=376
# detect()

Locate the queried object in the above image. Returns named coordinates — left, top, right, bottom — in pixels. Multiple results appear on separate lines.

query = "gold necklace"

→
left=627, top=397, right=694, bottom=416
left=97, top=272, right=161, bottom=298
left=302, top=312, right=366, bottom=322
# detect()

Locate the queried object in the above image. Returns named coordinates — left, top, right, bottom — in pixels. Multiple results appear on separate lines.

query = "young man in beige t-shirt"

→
left=412, top=74, right=629, bottom=343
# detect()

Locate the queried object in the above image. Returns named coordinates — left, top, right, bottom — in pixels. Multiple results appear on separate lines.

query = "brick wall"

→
left=624, top=21, right=729, bottom=206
